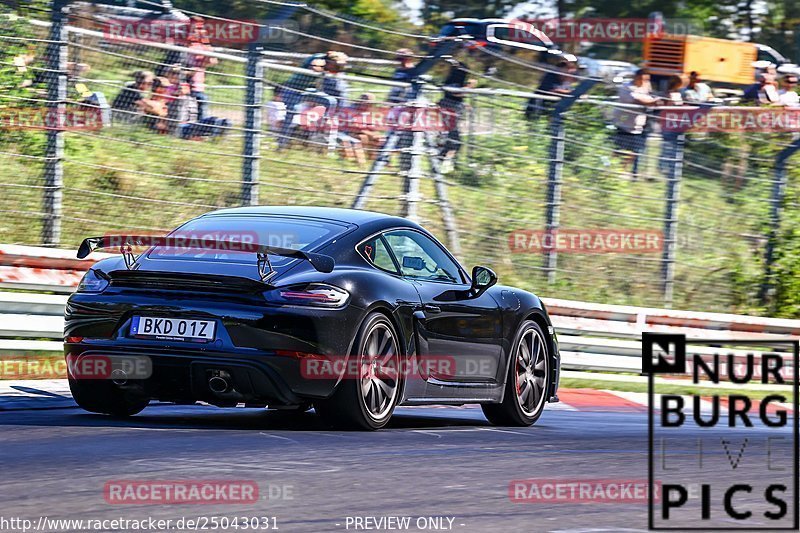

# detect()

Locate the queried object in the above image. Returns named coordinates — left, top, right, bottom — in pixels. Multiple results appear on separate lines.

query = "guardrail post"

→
left=544, top=80, right=596, bottom=284
left=759, top=136, right=800, bottom=305
left=41, top=0, right=68, bottom=246
left=241, top=45, right=263, bottom=206
left=660, top=131, right=685, bottom=308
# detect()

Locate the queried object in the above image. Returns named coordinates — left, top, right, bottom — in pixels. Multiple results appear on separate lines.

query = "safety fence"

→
left=2, top=4, right=800, bottom=317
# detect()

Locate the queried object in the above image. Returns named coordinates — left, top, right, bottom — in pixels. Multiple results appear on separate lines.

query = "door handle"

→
left=423, top=305, right=441, bottom=314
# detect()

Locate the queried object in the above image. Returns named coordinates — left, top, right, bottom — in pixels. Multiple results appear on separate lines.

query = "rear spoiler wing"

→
left=77, top=235, right=335, bottom=282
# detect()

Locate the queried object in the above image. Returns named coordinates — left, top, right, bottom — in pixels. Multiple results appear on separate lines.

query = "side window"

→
left=383, top=230, right=463, bottom=283
left=359, top=236, right=398, bottom=274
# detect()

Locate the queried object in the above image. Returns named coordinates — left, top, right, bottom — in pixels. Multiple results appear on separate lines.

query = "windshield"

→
left=147, top=215, right=349, bottom=265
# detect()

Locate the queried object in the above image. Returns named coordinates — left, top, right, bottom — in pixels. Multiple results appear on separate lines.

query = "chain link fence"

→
left=2, top=3, right=799, bottom=317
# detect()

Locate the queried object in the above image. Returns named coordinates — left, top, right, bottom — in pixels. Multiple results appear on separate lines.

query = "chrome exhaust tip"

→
left=208, top=376, right=231, bottom=394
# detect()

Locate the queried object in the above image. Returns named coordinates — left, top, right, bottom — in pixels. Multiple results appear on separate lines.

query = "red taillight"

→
left=280, top=290, right=336, bottom=302
left=65, top=336, right=84, bottom=344
left=275, top=350, right=325, bottom=360
left=266, top=284, right=350, bottom=308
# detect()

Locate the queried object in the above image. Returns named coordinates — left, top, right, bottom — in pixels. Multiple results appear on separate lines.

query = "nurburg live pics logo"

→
left=644, top=332, right=799, bottom=530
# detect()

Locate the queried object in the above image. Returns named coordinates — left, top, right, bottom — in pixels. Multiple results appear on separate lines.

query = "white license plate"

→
left=130, top=316, right=216, bottom=342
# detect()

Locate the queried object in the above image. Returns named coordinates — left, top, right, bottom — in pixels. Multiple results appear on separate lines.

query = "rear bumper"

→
left=65, top=347, right=344, bottom=406
left=64, top=292, right=367, bottom=405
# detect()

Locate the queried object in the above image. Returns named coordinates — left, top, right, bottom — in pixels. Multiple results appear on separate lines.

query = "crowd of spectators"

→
left=110, top=16, right=230, bottom=140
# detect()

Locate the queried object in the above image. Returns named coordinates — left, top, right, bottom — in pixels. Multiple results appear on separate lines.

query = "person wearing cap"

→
left=779, top=75, right=799, bottom=106
left=387, top=48, right=416, bottom=104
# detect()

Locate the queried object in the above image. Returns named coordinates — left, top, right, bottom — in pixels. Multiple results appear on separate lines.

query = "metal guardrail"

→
left=2, top=246, right=799, bottom=373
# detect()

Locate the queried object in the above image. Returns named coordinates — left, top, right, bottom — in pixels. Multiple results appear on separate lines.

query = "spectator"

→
left=277, top=55, right=326, bottom=149
left=144, top=76, right=171, bottom=133
left=185, top=16, right=218, bottom=120
left=682, top=71, right=713, bottom=103
left=437, top=61, right=477, bottom=172
left=779, top=75, right=800, bottom=106
left=526, top=60, right=576, bottom=119
left=663, top=74, right=686, bottom=105
left=742, top=72, right=780, bottom=105
left=387, top=48, right=416, bottom=104
left=321, top=51, right=350, bottom=108
left=265, top=90, right=287, bottom=132
left=345, top=93, right=384, bottom=155
left=111, top=70, right=154, bottom=122
left=612, top=68, right=658, bottom=179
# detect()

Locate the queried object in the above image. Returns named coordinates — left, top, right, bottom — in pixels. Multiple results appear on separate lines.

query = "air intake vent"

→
left=109, top=271, right=264, bottom=294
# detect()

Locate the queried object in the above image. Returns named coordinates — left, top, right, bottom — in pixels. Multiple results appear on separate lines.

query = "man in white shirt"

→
left=779, top=75, right=800, bottom=106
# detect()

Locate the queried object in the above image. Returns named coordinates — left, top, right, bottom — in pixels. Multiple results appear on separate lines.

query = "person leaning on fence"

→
left=682, top=71, right=713, bottom=103
left=778, top=75, right=800, bottom=106
left=276, top=55, right=326, bottom=149
left=387, top=48, right=416, bottom=104
left=742, top=72, right=780, bottom=105
left=321, top=51, right=350, bottom=108
left=525, top=60, right=576, bottom=119
left=111, top=70, right=154, bottom=124
left=659, top=75, right=687, bottom=176
left=612, top=68, right=658, bottom=180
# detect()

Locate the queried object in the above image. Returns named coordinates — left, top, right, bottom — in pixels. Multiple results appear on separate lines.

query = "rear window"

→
left=147, top=215, right=348, bottom=265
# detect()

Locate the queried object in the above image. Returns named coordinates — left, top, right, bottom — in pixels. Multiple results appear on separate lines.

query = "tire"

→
left=315, top=312, right=403, bottom=430
left=482, top=320, right=550, bottom=427
left=69, top=378, right=150, bottom=417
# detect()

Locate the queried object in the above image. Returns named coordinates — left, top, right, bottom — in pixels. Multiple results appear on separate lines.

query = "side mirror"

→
left=471, top=266, right=497, bottom=292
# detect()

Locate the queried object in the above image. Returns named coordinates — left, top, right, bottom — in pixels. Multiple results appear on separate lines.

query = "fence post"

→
left=241, top=45, right=263, bottom=206
left=759, top=137, right=800, bottom=305
left=42, top=0, right=68, bottom=246
left=544, top=80, right=596, bottom=284
left=660, top=132, right=686, bottom=308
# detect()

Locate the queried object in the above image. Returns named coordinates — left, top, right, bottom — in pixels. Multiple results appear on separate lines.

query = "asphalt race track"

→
left=1, top=395, right=795, bottom=533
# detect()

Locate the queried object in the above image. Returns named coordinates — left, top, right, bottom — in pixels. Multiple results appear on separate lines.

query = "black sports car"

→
left=65, top=207, right=561, bottom=429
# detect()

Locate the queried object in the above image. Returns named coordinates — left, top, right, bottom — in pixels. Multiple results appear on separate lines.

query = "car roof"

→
left=200, top=205, right=414, bottom=227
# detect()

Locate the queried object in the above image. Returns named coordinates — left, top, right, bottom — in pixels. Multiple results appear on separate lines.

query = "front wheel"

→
left=69, top=378, right=150, bottom=417
left=482, top=320, right=550, bottom=426
left=315, top=312, right=402, bottom=430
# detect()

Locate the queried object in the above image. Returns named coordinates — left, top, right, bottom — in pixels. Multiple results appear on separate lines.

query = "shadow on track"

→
left=0, top=403, right=496, bottom=432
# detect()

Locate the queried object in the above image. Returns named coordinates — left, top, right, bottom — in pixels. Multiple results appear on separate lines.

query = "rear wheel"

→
left=482, top=320, right=550, bottom=426
left=315, top=312, right=402, bottom=430
left=69, top=378, right=150, bottom=417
